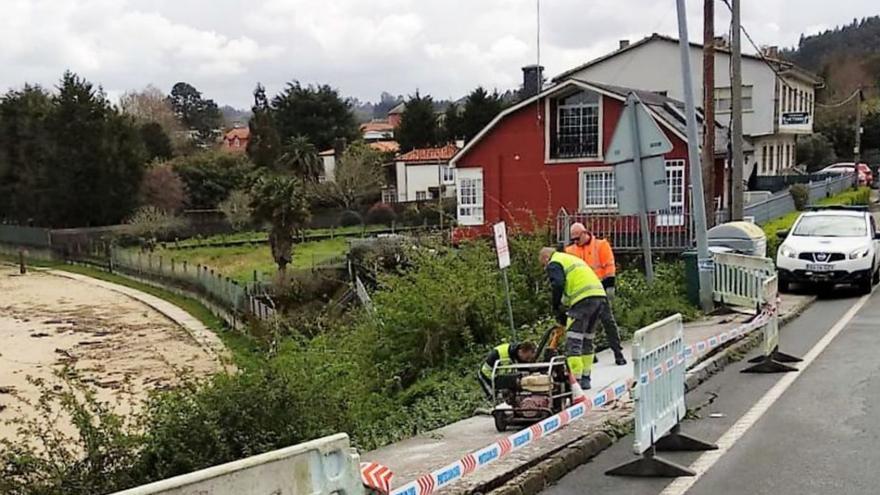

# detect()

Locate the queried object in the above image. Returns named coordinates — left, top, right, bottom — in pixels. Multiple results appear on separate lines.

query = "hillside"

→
left=783, top=16, right=880, bottom=100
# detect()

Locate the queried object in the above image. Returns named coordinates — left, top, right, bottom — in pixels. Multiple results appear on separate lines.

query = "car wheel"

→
left=859, top=275, right=873, bottom=295
left=872, top=267, right=879, bottom=286
left=779, top=278, right=791, bottom=293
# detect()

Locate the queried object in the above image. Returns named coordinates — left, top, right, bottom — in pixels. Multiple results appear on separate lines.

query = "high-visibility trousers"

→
left=563, top=297, right=605, bottom=379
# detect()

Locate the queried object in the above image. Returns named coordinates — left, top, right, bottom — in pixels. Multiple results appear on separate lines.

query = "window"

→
left=658, top=160, right=685, bottom=226
left=768, top=144, right=774, bottom=172
left=555, top=91, right=600, bottom=158
left=783, top=144, right=789, bottom=170
left=456, top=168, right=484, bottom=225
left=579, top=168, right=617, bottom=210
left=441, top=165, right=455, bottom=184
left=415, top=191, right=427, bottom=201
left=714, top=86, right=753, bottom=112
left=382, top=188, right=397, bottom=204
left=761, top=145, right=768, bottom=174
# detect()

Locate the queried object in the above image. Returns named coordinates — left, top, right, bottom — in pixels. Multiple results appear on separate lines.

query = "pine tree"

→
left=397, top=92, right=439, bottom=151
left=246, top=83, right=282, bottom=169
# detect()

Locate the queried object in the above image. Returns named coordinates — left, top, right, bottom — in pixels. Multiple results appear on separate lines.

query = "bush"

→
left=790, top=183, right=809, bottom=211
left=219, top=190, right=253, bottom=230
left=171, top=151, right=254, bottom=209
left=366, top=203, right=397, bottom=225
left=400, top=204, right=421, bottom=225
left=126, top=206, right=187, bottom=242
left=338, top=209, right=363, bottom=227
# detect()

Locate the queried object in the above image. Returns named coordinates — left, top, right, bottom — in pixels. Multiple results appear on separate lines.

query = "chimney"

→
left=455, top=139, right=465, bottom=149
left=619, top=39, right=630, bottom=49
left=521, top=64, right=544, bottom=99
left=763, top=46, right=779, bottom=58
left=713, top=36, right=729, bottom=49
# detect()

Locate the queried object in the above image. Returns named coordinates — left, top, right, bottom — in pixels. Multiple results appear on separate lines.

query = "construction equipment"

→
left=489, top=356, right=572, bottom=432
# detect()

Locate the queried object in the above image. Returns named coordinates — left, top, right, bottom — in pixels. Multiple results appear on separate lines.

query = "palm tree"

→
left=249, top=175, right=311, bottom=272
left=276, top=135, right=322, bottom=181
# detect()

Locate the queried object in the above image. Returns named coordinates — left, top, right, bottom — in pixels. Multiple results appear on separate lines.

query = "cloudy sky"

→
left=2, top=0, right=877, bottom=109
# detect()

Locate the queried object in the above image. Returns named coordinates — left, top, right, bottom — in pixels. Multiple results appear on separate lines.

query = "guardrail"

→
left=605, top=314, right=717, bottom=477
left=712, top=252, right=776, bottom=308
left=556, top=209, right=695, bottom=253
left=110, top=433, right=363, bottom=495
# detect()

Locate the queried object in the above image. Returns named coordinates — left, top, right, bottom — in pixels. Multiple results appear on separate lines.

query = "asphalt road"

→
left=543, top=284, right=878, bottom=495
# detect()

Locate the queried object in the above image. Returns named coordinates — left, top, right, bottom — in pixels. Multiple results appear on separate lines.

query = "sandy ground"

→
left=0, top=265, right=223, bottom=442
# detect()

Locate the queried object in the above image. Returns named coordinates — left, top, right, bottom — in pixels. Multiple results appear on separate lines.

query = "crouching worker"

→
left=539, top=247, right=606, bottom=390
left=478, top=341, right=538, bottom=399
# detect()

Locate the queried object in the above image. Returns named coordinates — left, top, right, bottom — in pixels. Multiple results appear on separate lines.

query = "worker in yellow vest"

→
left=539, top=247, right=606, bottom=390
left=478, top=341, right=538, bottom=399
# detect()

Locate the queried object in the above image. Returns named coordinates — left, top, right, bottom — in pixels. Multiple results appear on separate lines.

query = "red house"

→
left=449, top=78, right=727, bottom=248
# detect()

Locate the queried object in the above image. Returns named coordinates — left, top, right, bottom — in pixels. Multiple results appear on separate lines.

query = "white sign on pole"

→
left=493, top=221, right=511, bottom=269
left=614, top=156, right=670, bottom=215
left=606, top=96, right=673, bottom=166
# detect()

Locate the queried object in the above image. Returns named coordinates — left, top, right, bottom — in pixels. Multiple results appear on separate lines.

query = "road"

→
left=543, top=284, right=879, bottom=495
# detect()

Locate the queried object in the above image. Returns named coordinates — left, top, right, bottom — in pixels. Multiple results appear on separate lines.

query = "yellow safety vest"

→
left=481, top=343, right=512, bottom=378
left=550, top=251, right=605, bottom=307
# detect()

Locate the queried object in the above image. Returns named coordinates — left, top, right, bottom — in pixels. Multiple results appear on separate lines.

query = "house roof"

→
left=318, top=140, right=401, bottom=157
left=553, top=33, right=823, bottom=85
left=451, top=78, right=728, bottom=167
left=360, top=120, right=395, bottom=133
left=223, top=127, right=250, bottom=140
left=388, top=102, right=406, bottom=115
left=397, top=143, right=459, bottom=163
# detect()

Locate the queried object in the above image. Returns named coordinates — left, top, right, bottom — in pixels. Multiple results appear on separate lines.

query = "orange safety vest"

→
left=565, top=237, right=616, bottom=280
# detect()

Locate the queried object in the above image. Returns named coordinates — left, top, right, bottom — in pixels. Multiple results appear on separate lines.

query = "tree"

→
left=168, top=82, right=223, bottom=145
left=271, top=81, right=359, bottom=151
left=219, top=189, right=253, bottom=230
left=796, top=133, right=838, bottom=171
left=126, top=205, right=185, bottom=242
left=249, top=175, right=311, bottom=272
left=119, top=85, right=186, bottom=150
left=276, top=135, right=322, bottom=180
left=315, top=142, right=384, bottom=210
left=397, top=92, right=438, bottom=151
left=246, top=83, right=281, bottom=168
left=0, top=85, right=53, bottom=224
left=140, top=163, right=187, bottom=212
left=461, top=87, right=504, bottom=141
left=441, top=102, right=464, bottom=142
left=373, top=91, right=404, bottom=119
left=43, top=72, right=147, bottom=227
left=140, top=122, right=174, bottom=161
left=171, top=151, right=254, bottom=209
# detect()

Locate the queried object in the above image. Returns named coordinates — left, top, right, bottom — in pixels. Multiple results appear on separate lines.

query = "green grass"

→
left=171, top=224, right=394, bottom=248
left=0, top=255, right=262, bottom=369
left=155, top=238, right=349, bottom=284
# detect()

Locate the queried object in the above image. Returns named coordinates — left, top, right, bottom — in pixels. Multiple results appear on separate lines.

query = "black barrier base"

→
left=743, top=347, right=802, bottom=373
left=654, top=426, right=719, bottom=452
left=605, top=448, right=695, bottom=478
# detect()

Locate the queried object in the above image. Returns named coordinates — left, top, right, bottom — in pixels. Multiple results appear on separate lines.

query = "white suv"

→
left=776, top=206, right=880, bottom=294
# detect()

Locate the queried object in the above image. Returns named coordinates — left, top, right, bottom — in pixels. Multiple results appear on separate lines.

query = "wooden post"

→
left=19, top=249, right=26, bottom=275
left=703, top=0, right=717, bottom=226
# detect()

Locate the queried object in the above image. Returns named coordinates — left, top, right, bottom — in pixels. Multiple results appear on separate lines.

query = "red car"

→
left=819, top=162, right=872, bottom=186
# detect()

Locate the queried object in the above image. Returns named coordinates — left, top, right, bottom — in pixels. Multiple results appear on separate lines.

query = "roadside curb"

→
left=479, top=295, right=817, bottom=495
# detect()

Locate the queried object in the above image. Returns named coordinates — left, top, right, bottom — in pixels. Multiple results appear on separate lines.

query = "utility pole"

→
left=703, top=0, right=717, bottom=226
left=854, top=86, right=863, bottom=188
left=676, top=0, right=714, bottom=312
left=730, top=0, right=744, bottom=221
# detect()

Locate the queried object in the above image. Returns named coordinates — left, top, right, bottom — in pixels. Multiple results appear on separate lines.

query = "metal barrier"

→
left=742, top=275, right=802, bottom=374
left=712, top=252, right=775, bottom=308
left=110, top=433, right=363, bottom=495
left=556, top=209, right=695, bottom=253
left=606, top=314, right=716, bottom=477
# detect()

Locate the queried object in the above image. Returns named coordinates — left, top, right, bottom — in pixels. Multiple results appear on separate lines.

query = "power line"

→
left=815, top=88, right=861, bottom=108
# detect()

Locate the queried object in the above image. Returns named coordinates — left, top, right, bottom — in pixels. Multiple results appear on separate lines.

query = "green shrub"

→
left=338, top=209, right=363, bottom=227
left=366, top=202, right=397, bottom=225
left=790, top=183, right=809, bottom=210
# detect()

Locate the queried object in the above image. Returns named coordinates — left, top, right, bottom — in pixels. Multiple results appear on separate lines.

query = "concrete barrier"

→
left=110, top=433, right=363, bottom=495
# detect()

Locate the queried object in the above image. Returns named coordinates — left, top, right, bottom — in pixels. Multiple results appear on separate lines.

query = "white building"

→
left=555, top=34, right=823, bottom=177
left=391, top=144, right=460, bottom=203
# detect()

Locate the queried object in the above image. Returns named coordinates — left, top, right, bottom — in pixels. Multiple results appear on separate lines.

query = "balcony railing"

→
left=553, top=135, right=599, bottom=159
left=556, top=208, right=695, bottom=253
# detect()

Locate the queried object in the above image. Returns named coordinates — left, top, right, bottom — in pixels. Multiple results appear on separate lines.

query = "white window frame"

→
left=658, top=160, right=686, bottom=226
left=440, top=165, right=455, bottom=185
left=381, top=187, right=397, bottom=204
left=545, top=94, right=604, bottom=163
left=415, top=191, right=428, bottom=201
left=714, top=85, right=753, bottom=113
left=456, top=168, right=484, bottom=226
left=578, top=166, right=617, bottom=212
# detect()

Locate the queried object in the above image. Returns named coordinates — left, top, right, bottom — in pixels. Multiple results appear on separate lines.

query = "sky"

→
left=1, top=0, right=877, bottom=109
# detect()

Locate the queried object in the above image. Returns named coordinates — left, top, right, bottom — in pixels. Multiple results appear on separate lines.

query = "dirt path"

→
left=0, top=265, right=225, bottom=441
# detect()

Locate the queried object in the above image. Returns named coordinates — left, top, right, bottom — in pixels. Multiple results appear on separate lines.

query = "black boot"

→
left=614, top=352, right=627, bottom=366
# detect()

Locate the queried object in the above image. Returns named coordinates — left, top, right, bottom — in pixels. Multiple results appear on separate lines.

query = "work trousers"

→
left=564, top=296, right=605, bottom=380
left=598, top=287, right=623, bottom=355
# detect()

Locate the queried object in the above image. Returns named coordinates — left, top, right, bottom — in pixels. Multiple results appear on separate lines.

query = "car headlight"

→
left=849, top=246, right=871, bottom=259
left=779, top=245, right=797, bottom=258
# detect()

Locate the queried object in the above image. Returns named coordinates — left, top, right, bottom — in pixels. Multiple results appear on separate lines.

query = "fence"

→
left=555, top=210, right=695, bottom=253
left=712, top=252, right=776, bottom=308
left=606, top=314, right=716, bottom=477
left=743, top=172, right=855, bottom=224
left=110, top=433, right=363, bottom=495
left=111, top=248, right=275, bottom=322
left=0, top=224, right=51, bottom=248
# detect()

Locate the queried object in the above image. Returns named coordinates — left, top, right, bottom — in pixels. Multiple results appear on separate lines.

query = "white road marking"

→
left=659, top=292, right=872, bottom=495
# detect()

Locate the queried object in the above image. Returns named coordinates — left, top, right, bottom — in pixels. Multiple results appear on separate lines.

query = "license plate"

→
left=806, top=263, right=834, bottom=272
